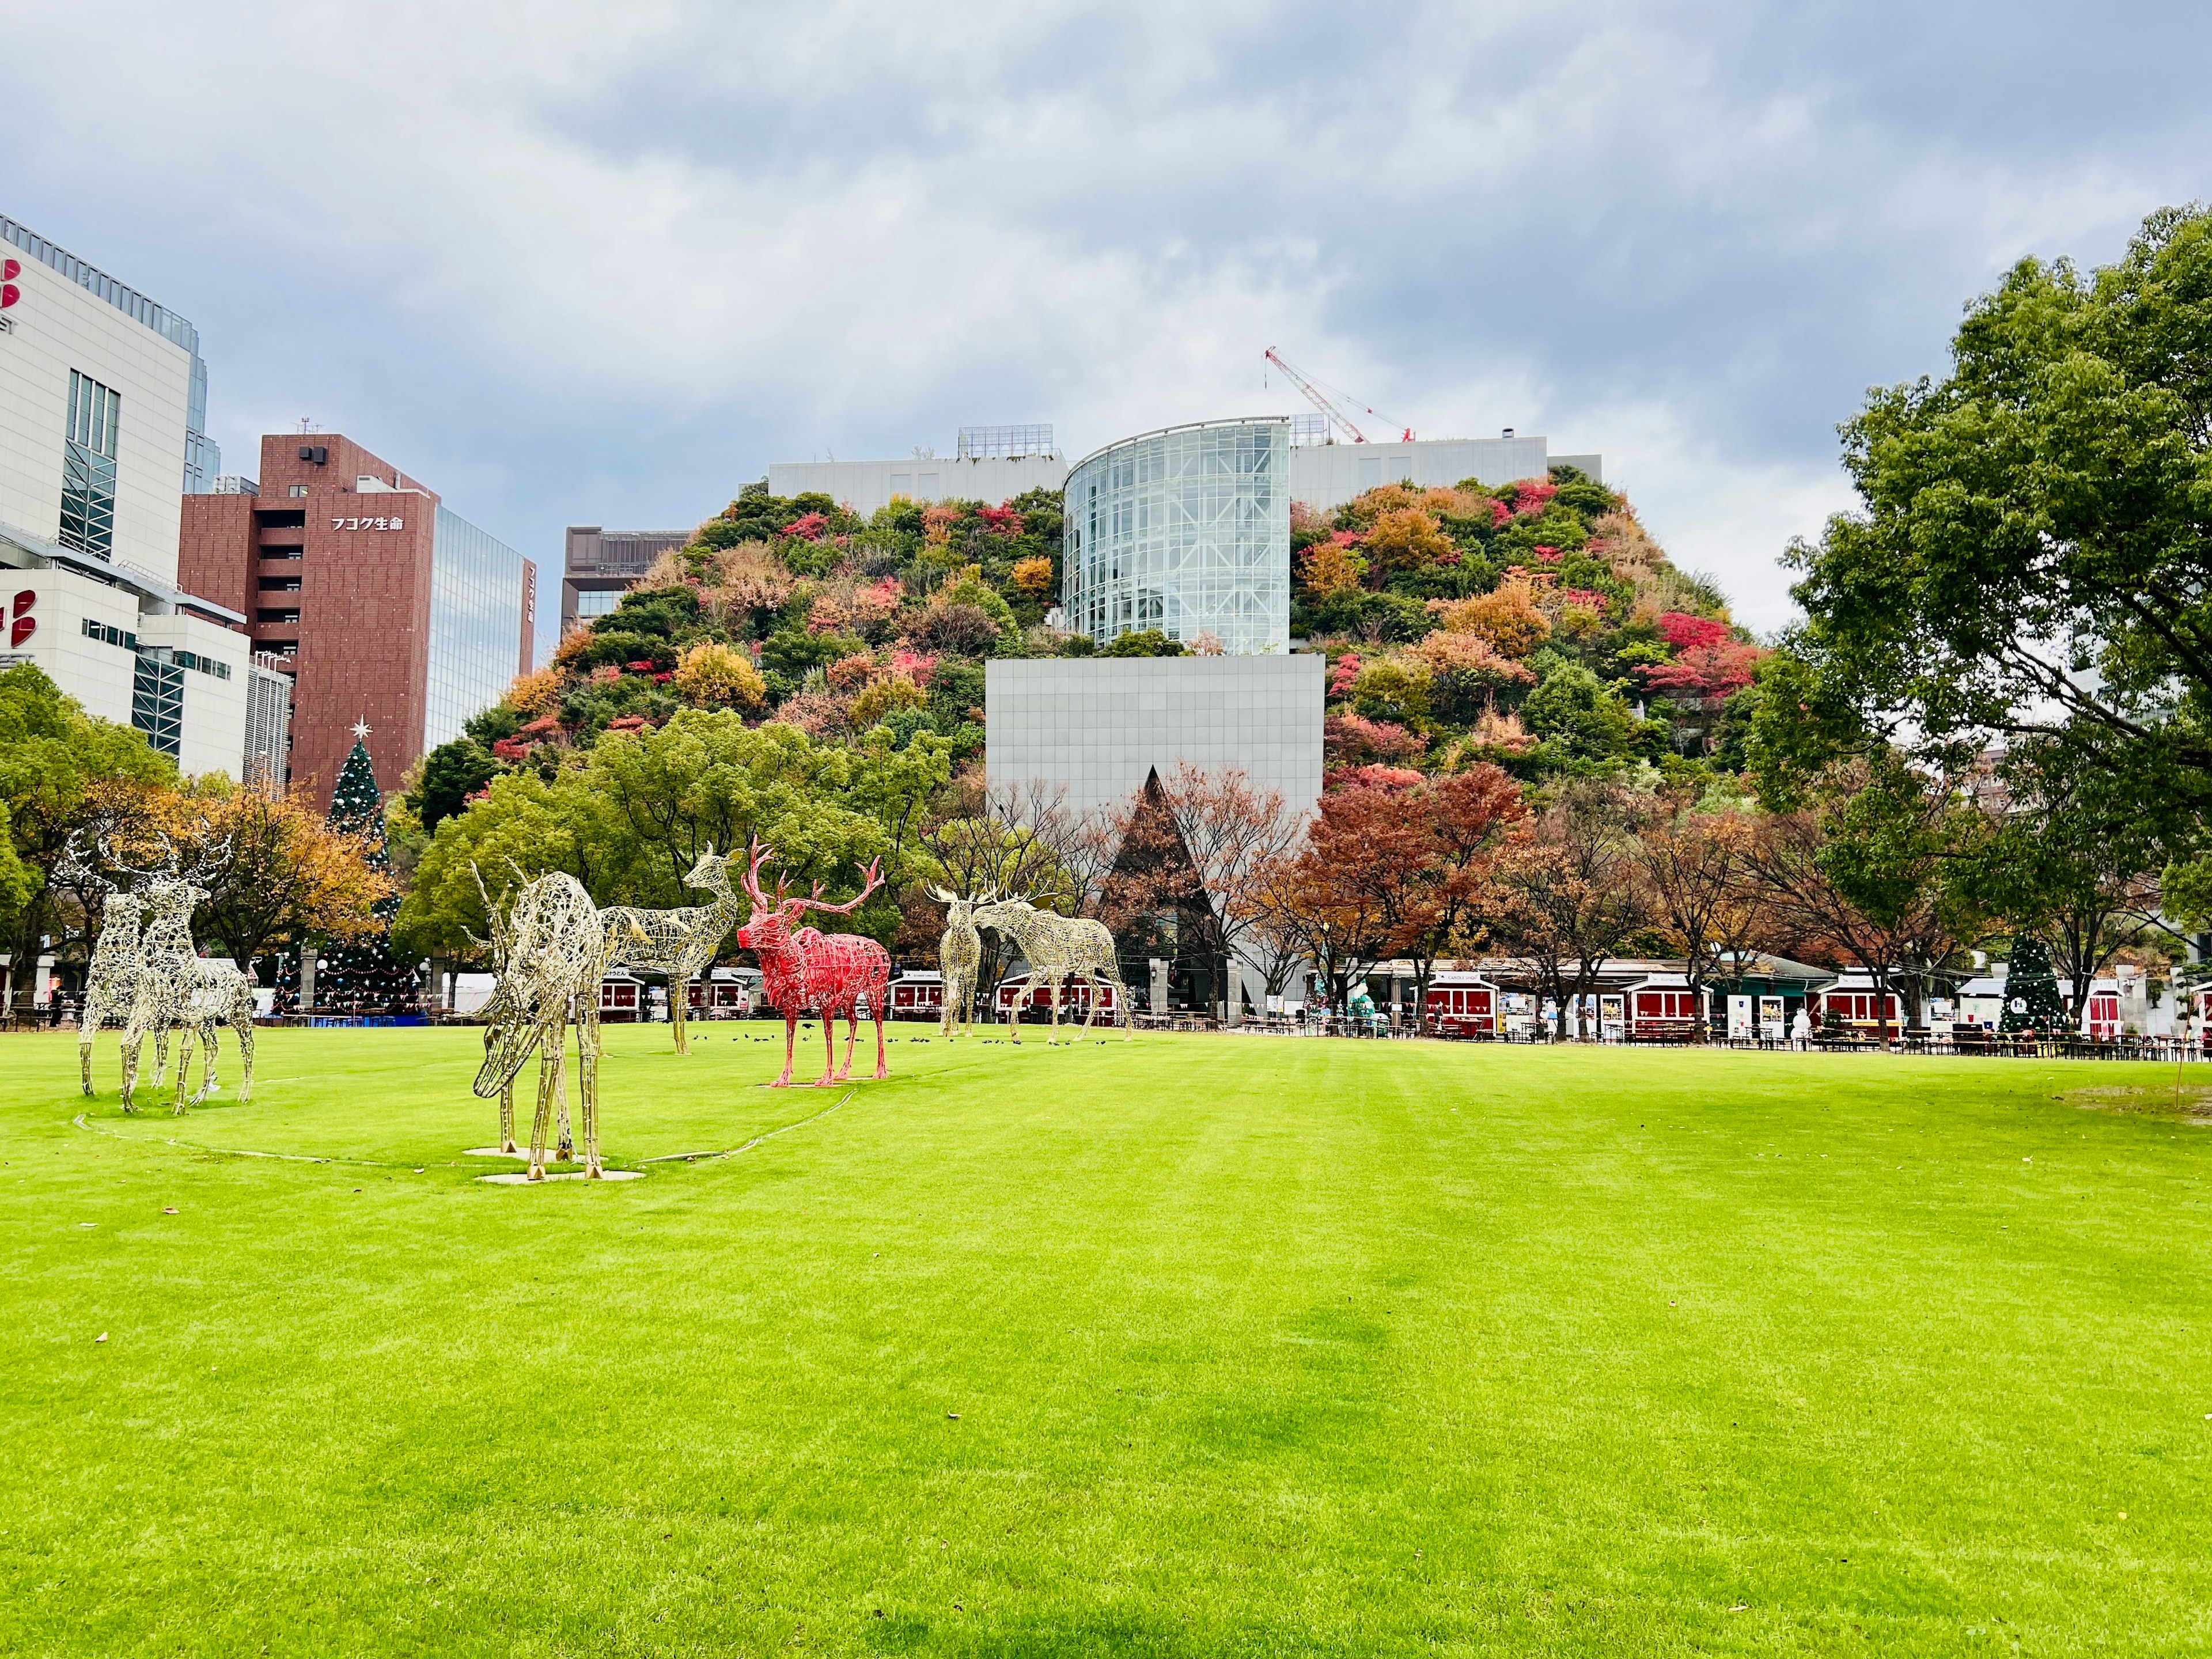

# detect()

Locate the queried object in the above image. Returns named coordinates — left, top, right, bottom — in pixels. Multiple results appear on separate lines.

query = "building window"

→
left=575, top=589, right=622, bottom=618
left=60, top=371, right=121, bottom=559
left=131, top=651, right=184, bottom=757
left=287, top=484, right=308, bottom=498
left=82, top=616, right=139, bottom=651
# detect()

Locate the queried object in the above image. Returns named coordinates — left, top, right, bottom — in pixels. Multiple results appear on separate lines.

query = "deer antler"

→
left=183, top=829, right=234, bottom=884
left=57, top=831, right=115, bottom=893
left=786, top=857, right=884, bottom=919
left=741, top=838, right=776, bottom=907
left=469, top=863, right=512, bottom=964
left=926, top=883, right=953, bottom=903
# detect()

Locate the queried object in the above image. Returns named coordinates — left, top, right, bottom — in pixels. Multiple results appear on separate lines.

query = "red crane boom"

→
left=1263, top=349, right=1413, bottom=444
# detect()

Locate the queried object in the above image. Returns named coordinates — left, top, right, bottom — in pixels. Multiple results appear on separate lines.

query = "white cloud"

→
left=5, top=0, right=2205, bottom=616
left=1569, top=400, right=1857, bottom=633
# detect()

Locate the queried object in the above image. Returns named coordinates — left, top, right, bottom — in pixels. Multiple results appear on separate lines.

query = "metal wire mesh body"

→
left=118, top=878, right=255, bottom=1112
left=472, top=871, right=611, bottom=1179
left=597, top=845, right=743, bottom=1056
left=926, top=885, right=984, bottom=1040
left=970, top=899, right=1134, bottom=1044
left=76, top=890, right=147, bottom=1096
left=732, top=840, right=890, bottom=1088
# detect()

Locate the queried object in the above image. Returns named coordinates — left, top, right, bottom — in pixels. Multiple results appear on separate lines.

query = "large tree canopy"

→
left=1778, top=204, right=2212, bottom=857
left=0, top=664, right=175, bottom=1010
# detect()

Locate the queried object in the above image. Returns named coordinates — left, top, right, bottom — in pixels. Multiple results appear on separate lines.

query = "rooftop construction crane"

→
left=1262, top=348, right=1414, bottom=444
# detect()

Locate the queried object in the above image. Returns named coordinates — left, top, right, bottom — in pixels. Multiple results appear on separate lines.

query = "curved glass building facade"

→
left=1063, top=418, right=1290, bottom=655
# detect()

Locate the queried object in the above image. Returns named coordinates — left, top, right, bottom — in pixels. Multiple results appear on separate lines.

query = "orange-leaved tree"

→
left=160, top=781, right=392, bottom=984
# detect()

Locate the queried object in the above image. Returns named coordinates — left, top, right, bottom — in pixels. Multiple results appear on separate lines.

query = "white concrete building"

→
left=1289, top=435, right=1603, bottom=510
left=0, top=215, right=268, bottom=778
left=767, top=426, right=1599, bottom=520
left=984, top=654, right=1325, bottom=823
left=3, top=557, right=252, bottom=777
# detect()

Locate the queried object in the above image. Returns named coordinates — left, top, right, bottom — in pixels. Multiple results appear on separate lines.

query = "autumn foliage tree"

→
left=1493, top=779, right=1651, bottom=1039
left=1634, top=800, right=1762, bottom=1040
left=158, top=782, right=393, bottom=981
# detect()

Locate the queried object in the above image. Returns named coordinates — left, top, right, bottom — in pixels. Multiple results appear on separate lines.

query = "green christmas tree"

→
left=313, top=725, right=420, bottom=1016
left=1999, top=937, right=2068, bottom=1035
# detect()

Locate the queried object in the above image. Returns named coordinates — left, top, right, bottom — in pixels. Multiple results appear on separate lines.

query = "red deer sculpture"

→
left=734, top=838, right=891, bottom=1087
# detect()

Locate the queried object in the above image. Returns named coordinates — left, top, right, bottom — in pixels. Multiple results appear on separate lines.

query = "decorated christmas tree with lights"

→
left=310, top=724, right=421, bottom=1015
left=1998, top=936, right=2067, bottom=1035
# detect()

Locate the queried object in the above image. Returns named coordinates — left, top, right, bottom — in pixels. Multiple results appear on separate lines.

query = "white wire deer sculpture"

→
left=968, top=895, right=1134, bottom=1044
left=927, top=884, right=988, bottom=1040
left=468, top=864, right=575, bottom=1162
left=58, top=832, right=151, bottom=1097
left=471, top=869, right=616, bottom=1179
left=115, top=835, right=256, bottom=1112
left=598, top=843, right=745, bottom=1055
left=733, top=839, right=890, bottom=1087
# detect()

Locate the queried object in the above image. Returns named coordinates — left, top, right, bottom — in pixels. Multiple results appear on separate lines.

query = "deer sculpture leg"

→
left=670, top=974, right=690, bottom=1056
left=1004, top=972, right=1037, bottom=1044
left=78, top=989, right=109, bottom=1096
left=232, top=984, right=256, bottom=1103
left=169, top=1024, right=197, bottom=1113
left=938, top=969, right=961, bottom=1040
left=833, top=998, right=858, bottom=1084
left=578, top=998, right=604, bottom=1179
left=185, top=1007, right=221, bottom=1107
left=817, top=1007, right=841, bottom=1086
left=527, top=1022, right=567, bottom=1181
left=119, top=1002, right=159, bottom=1113
left=771, top=1013, right=800, bottom=1088
left=498, top=1075, right=517, bottom=1153
left=118, top=1028, right=140, bottom=1113
left=871, top=979, right=889, bottom=1078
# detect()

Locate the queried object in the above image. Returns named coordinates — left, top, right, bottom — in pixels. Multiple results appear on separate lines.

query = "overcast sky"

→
left=7, top=1, right=2208, bottom=631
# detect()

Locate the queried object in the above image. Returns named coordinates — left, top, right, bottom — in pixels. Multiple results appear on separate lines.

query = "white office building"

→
left=766, top=421, right=1597, bottom=521
left=0, top=214, right=268, bottom=778
left=985, top=654, right=1325, bottom=823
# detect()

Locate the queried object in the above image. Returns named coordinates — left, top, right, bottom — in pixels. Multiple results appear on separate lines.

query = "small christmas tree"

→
left=1999, top=937, right=2068, bottom=1035
left=312, top=725, right=421, bottom=1016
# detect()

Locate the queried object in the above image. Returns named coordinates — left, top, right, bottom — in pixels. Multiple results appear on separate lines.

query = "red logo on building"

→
left=1, top=257, right=19, bottom=310
left=10, top=590, right=34, bottom=649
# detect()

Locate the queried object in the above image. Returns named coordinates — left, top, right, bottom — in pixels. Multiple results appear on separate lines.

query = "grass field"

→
left=4, top=1022, right=2209, bottom=1656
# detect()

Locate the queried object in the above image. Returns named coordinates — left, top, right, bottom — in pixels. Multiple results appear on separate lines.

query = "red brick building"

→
left=180, top=433, right=535, bottom=805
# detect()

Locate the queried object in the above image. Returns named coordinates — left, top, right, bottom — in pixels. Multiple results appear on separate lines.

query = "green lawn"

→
left=3, top=1024, right=2207, bottom=1656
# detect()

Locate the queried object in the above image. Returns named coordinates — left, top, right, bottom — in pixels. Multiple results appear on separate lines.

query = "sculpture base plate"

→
left=476, top=1169, right=645, bottom=1185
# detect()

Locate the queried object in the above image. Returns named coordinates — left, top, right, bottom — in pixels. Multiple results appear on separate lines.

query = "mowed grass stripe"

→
left=2, top=1025, right=2206, bottom=1654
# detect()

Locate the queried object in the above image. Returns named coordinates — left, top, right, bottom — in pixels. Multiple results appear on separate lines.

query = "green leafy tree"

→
left=409, top=738, right=502, bottom=834
left=1522, top=661, right=1636, bottom=760
left=1743, top=752, right=1991, bottom=1039
left=0, top=803, right=33, bottom=937
left=397, top=713, right=949, bottom=961
left=1101, top=630, right=1188, bottom=658
left=1777, top=204, right=2212, bottom=866
left=0, top=664, right=175, bottom=1013
left=1959, top=745, right=2173, bottom=1020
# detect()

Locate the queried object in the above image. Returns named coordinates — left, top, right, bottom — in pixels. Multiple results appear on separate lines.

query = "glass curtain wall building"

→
left=426, top=505, right=529, bottom=751
left=59, top=371, right=122, bottom=558
left=1063, top=418, right=1290, bottom=655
